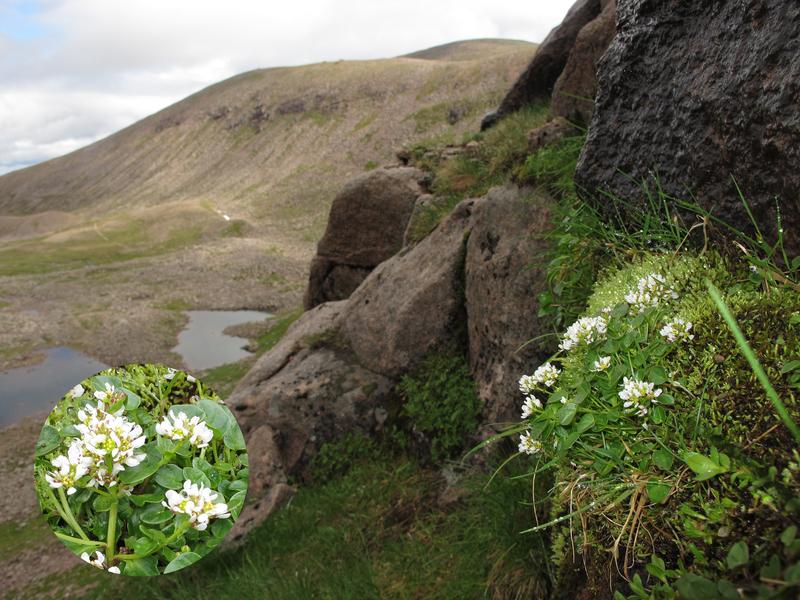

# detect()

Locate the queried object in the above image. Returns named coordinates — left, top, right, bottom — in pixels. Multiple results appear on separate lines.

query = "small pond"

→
left=0, top=347, right=107, bottom=429
left=172, top=310, right=272, bottom=372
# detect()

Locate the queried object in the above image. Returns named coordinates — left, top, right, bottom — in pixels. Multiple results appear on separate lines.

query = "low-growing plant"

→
left=498, top=248, right=800, bottom=597
left=33, top=364, right=248, bottom=576
left=398, top=352, right=482, bottom=463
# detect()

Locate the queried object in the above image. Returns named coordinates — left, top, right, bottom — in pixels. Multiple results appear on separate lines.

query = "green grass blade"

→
left=705, top=280, right=800, bottom=444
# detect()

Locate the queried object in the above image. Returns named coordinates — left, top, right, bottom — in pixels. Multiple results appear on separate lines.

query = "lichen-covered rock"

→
left=465, top=186, right=552, bottom=423
left=575, top=0, right=800, bottom=253
left=338, top=199, right=475, bottom=377
left=481, top=0, right=601, bottom=130
left=526, top=117, right=576, bottom=154
left=304, top=167, right=425, bottom=309
left=551, top=0, right=616, bottom=124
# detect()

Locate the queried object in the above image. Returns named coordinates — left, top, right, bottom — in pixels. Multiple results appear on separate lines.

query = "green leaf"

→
left=91, top=494, right=115, bottom=513
left=193, top=457, right=221, bottom=487
left=123, top=389, right=141, bottom=410
left=131, top=537, right=159, bottom=555
left=139, top=525, right=166, bottom=543
left=781, top=525, right=797, bottom=547
left=164, top=551, right=202, bottom=574
left=716, top=580, right=740, bottom=600
left=229, top=479, right=247, bottom=492
left=227, top=490, right=246, bottom=519
left=118, top=445, right=163, bottom=485
left=726, top=541, right=749, bottom=570
left=576, top=413, right=595, bottom=433
left=647, top=366, right=668, bottom=385
left=183, top=467, right=211, bottom=488
left=198, top=399, right=231, bottom=431
left=646, top=482, right=670, bottom=504
left=211, top=518, right=233, bottom=540
left=684, top=452, right=728, bottom=481
left=223, top=421, right=246, bottom=451
left=35, top=425, right=61, bottom=457
left=781, top=360, right=800, bottom=374
left=140, top=504, right=173, bottom=525
left=676, top=574, right=720, bottom=600
left=653, top=449, right=674, bottom=471
left=650, top=405, right=666, bottom=424
left=154, top=464, right=184, bottom=490
left=122, top=555, right=159, bottom=577
left=60, top=425, right=81, bottom=438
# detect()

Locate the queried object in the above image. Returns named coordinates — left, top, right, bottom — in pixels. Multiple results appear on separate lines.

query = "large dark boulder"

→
left=551, top=0, right=616, bottom=125
left=481, top=0, right=602, bottom=130
left=575, top=0, right=800, bottom=253
left=304, top=166, right=425, bottom=309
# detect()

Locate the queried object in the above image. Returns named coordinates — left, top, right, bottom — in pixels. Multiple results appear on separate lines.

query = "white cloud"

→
left=0, top=0, right=577, bottom=176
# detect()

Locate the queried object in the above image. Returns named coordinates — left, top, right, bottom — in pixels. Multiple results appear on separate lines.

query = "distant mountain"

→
left=0, top=39, right=535, bottom=237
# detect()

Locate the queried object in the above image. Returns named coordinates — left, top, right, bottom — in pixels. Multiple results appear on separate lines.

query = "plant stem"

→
left=55, top=531, right=105, bottom=546
left=115, top=523, right=189, bottom=561
left=706, top=280, right=800, bottom=444
left=57, top=487, right=90, bottom=541
left=106, top=497, right=118, bottom=561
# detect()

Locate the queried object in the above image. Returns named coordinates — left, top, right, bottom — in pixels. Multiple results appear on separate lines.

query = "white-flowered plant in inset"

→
left=593, top=356, right=612, bottom=372
left=659, top=318, right=694, bottom=343
left=35, top=364, right=248, bottom=576
left=559, top=315, right=608, bottom=351
left=81, top=550, right=121, bottom=574
left=624, top=273, right=678, bottom=314
left=163, top=480, right=231, bottom=531
left=518, top=431, right=543, bottom=455
left=619, top=377, right=663, bottom=417
left=156, top=410, right=214, bottom=448
left=521, top=395, right=542, bottom=419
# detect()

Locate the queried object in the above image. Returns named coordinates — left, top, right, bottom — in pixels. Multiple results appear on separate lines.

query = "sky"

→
left=0, top=0, right=575, bottom=175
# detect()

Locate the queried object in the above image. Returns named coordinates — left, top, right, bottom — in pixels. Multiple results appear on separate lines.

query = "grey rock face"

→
left=575, top=0, right=800, bottom=253
left=465, top=187, right=553, bottom=424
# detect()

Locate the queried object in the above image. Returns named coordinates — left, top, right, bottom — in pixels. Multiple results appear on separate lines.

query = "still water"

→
left=172, top=310, right=272, bottom=372
left=0, top=347, right=107, bottom=428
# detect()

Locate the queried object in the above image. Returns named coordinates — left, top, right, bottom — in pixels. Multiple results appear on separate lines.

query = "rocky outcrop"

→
left=551, top=0, right=616, bottom=124
left=227, top=301, right=395, bottom=541
left=304, top=167, right=425, bottom=309
left=465, top=186, right=552, bottom=424
left=527, top=117, right=576, bottom=154
left=338, top=200, right=474, bottom=377
left=481, top=0, right=602, bottom=129
left=575, top=0, right=800, bottom=253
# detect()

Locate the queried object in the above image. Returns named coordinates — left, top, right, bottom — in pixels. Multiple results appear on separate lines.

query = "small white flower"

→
left=624, top=273, right=678, bottom=314
left=519, top=363, right=561, bottom=393
left=45, top=440, right=92, bottom=494
left=156, top=410, right=214, bottom=448
left=68, top=384, right=85, bottom=399
left=659, top=318, right=694, bottom=343
left=749, top=264, right=759, bottom=273
left=520, top=395, right=542, bottom=419
left=163, top=480, right=231, bottom=530
left=559, top=316, right=608, bottom=352
left=593, top=356, right=612, bottom=372
left=619, top=377, right=662, bottom=417
left=80, top=550, right=119, bottom=573
left=518, top=431, right=543, bottom=455
left=164, top=368, right=177, bottom=381
left=187, top=374, right=196, bottom=383
left=93, top=382, right=119, bottom=401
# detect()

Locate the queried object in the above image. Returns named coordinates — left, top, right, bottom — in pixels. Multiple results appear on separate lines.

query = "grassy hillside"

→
left=0, top=39, right=535, bottom=373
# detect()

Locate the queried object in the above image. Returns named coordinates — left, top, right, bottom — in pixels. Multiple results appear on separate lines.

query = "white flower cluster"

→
left=520, top=395, right=542, bottom=419
left=81, top=550, right=120, bottom=574
left=624, top=273, right=678, bottom=313
left=593, top=356, right=612, bottom=372
left=46, top=390, right=146, bottom=493
left=618, top=377, right=663, bottom=417
left=519, top=363, right=561, bottom=392
left=659, top=318, right=694, bottom=343
left=155, top=410, right=214, bottom=448
left=518, top=431, right=543, bottom=455
left=559, top=316, right=608, bottom=351
left=163, top=480, right=230, bottom=531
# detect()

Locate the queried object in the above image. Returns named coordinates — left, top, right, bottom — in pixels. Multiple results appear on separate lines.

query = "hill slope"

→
left=0, top=39, right=535, bottom=372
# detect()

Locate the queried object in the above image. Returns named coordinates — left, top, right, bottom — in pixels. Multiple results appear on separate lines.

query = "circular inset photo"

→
left=32, top=363, right=248, bottom=576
